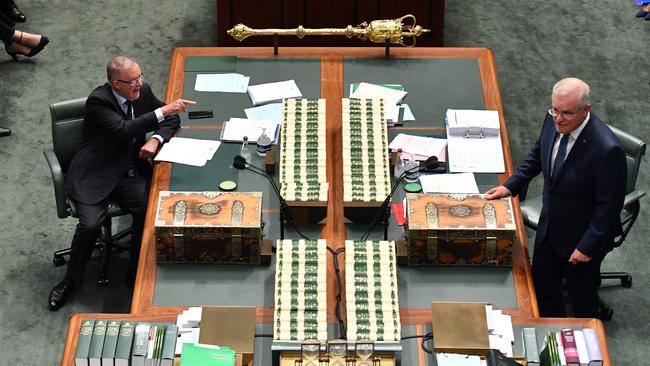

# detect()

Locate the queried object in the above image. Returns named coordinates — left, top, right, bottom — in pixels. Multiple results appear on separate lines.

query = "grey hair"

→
left=552, top=78, right=590, bottom=108
left=106, top=56, right=137, bottom=82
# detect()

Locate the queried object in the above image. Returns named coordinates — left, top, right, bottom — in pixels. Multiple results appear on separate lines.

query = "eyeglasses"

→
left=115, top=74, right=144, bottom=87
left=548, top=105, right=584, bottom=119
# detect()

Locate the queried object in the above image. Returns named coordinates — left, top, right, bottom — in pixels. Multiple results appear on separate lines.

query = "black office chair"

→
left=43, top=98, right=132, bottom=286
left=518, top=124, right=646, bottom=319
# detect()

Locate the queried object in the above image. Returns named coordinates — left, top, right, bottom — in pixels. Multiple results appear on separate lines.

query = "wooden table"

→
left=60, top=313, right=611, bottom=365
left=132, top=47, right=537, bottom=322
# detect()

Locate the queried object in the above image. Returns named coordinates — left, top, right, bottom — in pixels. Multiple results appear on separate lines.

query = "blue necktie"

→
left=124, top=101, right=133, bottom=120
left=552, top=133, right=569, bottom=180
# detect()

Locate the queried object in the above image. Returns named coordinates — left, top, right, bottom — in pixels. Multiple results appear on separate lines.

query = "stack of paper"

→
left=486, top=305, right=515, bottom=357
left=388, top=133, right=447, bottom=161
left=194, top=73, right=250, bottom=93
left=445, top=109, right=505, bottom=173
left=419, top=173, right=479, bottom=194
left=244, top=103, right=282, bottom=123
left=350, top=82, right=409, bottom=125
left=220, top=118, right=280, bottom=144
left=154, top=137, right=221, bottom=167
left=247, top=80, right=302, bottom=106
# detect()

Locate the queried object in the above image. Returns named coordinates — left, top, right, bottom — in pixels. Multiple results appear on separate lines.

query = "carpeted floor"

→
left=0, top=0, right=647, bottom=364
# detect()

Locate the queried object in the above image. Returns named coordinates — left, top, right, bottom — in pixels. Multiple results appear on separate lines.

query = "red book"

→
left=560, top=328, right=580, bottom=365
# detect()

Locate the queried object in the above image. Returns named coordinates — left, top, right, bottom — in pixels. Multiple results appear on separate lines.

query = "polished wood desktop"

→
left=131, top=47, right=537, bottom=321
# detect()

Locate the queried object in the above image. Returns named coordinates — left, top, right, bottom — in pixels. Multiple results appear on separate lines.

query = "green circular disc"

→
left=219, top=180, right=237, bottom=191
left=404, top=182, right=422, bottom=193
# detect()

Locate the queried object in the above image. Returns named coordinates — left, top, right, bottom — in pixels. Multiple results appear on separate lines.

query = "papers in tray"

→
left=445, top=109, right=505, bottom=173
left=388, top=133, right=447, bottom=161
left=247, top=80, right=302, bottom=106
left=194, top=73, right=250, bottom=93
left=154, top=137, right=221, bottom=167
left=418, top=173, right=479, bottom=194
left=220, top=118, right=280, bottom=144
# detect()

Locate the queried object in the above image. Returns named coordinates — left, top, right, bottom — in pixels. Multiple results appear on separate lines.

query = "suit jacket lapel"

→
left=550, top=116, right=594, bottom=187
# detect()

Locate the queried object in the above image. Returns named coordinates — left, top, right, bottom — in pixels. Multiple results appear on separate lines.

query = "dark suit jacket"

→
left=66, top=83, right=180, bottom=205
left=504, top=113, right=626, bottom=258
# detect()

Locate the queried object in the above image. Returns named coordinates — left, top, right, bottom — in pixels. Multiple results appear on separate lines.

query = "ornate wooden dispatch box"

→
left=403, top=193, right=516, bottom=266
left=155, top=191, right=267, bottom=264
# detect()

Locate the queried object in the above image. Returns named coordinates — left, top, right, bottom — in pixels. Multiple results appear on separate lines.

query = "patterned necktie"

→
left=552, top=133, right=570, bottom=180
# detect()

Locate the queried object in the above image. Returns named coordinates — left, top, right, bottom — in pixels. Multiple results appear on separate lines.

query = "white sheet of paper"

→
left=194, top=73, right=250, bottom=93
left=435, top=353, right=482, bottom=366
left=419, top=173, right=479, bottom=194
left=389, top=133, right=447, bottom=158
left=244, top=103, right=283, bottom=123
left=349, top=82, right=408, bottom=106
left=401, top=104, right=416, bottom=121
left=221, top=118, right=280, bottom=143
left=247, top=79, right=302, bottom=106
left=154, top=137, right=222, bottom=167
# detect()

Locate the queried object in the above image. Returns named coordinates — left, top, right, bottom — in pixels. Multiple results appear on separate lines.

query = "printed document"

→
left=154, top=137, right=221, bottom=167
left=194, top=73, right=250, bottom=93
left=419, top=173, right=479, bottom=194
left=221, top=118, right=280, bottom=144
left=445, top=109, right=505, bottom=173
left=247, top=80, right=302, bottom=106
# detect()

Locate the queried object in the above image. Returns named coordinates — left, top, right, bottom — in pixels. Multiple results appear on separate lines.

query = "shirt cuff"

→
left=154, top=108, right=164, bottom=122
left=151, top=135, right=164, bottom=144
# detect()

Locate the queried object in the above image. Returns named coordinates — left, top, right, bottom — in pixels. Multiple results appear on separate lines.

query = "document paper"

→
left=418, top=173, right=479, bottom=194
left=221, top=118, right=280, bottom=144
left=445, top=109, right=505, bottom=173
left=247, top=80, right=302, bottom=106
left=194, top=73, right=250, bottom=93
left=154, top=137, right=221, bottom=167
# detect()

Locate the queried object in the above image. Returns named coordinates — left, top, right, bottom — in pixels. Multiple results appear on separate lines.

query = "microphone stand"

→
left=234, top=156, right=308, bottom=240
left=360, top=156, right=439, bottom=241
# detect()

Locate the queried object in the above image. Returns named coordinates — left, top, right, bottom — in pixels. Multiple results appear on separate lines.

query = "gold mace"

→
left=227, top=14, right=430, bottom=47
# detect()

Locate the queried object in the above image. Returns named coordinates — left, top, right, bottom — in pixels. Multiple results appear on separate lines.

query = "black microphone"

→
left=232, top=155, right=309, bottom=240
left=360, top=156, right=439, bottom=241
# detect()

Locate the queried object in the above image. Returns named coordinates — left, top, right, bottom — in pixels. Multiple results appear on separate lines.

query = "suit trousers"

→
left=0, top=10, right=15, bottom=42
left=65, top=175, right=149, bottom=286
left=532, top=239, right=604, bottom=318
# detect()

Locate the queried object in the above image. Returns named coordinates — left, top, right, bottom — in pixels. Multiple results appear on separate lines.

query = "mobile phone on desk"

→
left=188, top=110, right=213, bottom=119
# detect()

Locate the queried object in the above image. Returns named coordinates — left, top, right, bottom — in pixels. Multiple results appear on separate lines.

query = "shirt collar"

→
left=568, top=111, right=590, bottom=140
left=110, top=88, right=129, bottom=107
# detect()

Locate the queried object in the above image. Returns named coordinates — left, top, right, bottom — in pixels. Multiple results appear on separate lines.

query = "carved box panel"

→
left=154, top=191, right=263, bottom=264
left=405, top=193, right=516, bottom=266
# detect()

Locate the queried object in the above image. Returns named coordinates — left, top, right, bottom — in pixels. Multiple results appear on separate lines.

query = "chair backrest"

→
left=608, top=124, right=646, bottom=194
left=50, top=98, right=87, bottom=172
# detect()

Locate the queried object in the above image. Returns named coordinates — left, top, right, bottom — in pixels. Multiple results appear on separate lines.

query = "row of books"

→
left=75, top=319, right=177, bottom=366
left=523, top=327, right=603, bottom=366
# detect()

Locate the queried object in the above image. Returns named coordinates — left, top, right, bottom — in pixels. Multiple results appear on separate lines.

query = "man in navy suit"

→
left=487, top=77, right=626, bottom=318
left=48, top=56, right=195, bottom=311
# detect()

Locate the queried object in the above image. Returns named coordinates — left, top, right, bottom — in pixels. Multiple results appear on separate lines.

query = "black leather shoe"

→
left=0, top=127, right=10, bottom=137
left=26, top=36, right=49, bottom=57
left=3, top=0, right=25, bottom=23
left=48, top=280, right=74, bottom=311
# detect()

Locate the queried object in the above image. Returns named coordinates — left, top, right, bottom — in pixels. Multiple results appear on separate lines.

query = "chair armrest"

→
left=43, top=149, right=69, bottom=219
left=624, top=190, right=646, bottom=207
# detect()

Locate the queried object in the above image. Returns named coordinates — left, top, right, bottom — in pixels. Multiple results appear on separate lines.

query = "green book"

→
left=101, top=320, right=121, bottom=366
left=131, top=323, right=151, bottom=366
left=88, top=319, right=108, bottom=366
left=74, top=319, right=95, bottom=366
left=161, top=325, right=178, bottom=366
left=114, top=322, right=134, bottom=366
left=179, top=343, right=236, bottom=366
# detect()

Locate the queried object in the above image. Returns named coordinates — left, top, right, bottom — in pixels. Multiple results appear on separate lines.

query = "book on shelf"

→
left=522, top=327, right=540, bottom=366
left=179, top=343, right=236, bottom=366
left=88, top=319, right=107, bottom=366
left=75, top=319, right=95, bottom=366
left=582, top=328, right=603, bottom=366
left=101, top=320, right=121, bottom=366
left=131, top=323, right=150, bottom=366
left=161, top=325, right=178, bottom=366
left=114, top=322, right=134, bottom=366
left=560, top=329, right=580, bottom=365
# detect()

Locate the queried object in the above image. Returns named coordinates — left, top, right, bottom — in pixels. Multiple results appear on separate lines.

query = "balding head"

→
left=552, top=77, right=590, bottom=109
left=106, top=56, right=138, bottom=82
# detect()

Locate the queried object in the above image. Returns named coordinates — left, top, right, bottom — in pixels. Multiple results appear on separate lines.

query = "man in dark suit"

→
left=486, top=77, right=626, bottom=318
left=48, top=55, right=195, bottom=311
